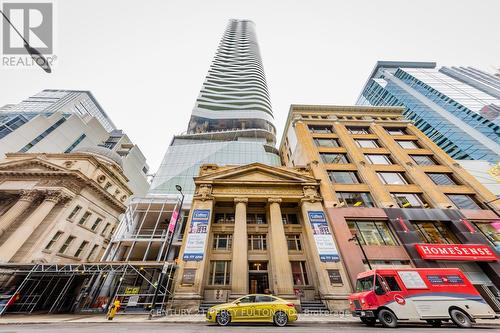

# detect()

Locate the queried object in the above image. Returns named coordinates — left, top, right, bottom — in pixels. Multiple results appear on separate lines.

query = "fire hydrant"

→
left=106, top=300, right=120, bottom=320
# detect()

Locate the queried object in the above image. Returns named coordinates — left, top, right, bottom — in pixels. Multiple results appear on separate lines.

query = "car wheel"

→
left=216, top=310, right=231, bottom=326
left=378, top=309, right=398, bottom=328
left=273, top=311, right=288, bottom=327
left=450, top=309, right=472, bottom=328
left=360, top=317, right=376, bottom=326
left=426, top=319, right=442, bottom=327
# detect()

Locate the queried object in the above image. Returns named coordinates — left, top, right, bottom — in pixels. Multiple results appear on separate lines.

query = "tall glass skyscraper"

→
left=357, top=62, right=500, bottom=163
left=149, top=19, right=280, bottom=199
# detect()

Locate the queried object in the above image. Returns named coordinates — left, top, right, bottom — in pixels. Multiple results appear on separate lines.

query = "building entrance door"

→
left=249, top=272, right=269, bottom=294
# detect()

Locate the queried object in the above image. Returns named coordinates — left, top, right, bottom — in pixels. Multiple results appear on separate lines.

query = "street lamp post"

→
left=149, top=185, right=185, bottom=319
left=348, top=233, right=372, bottom=270
left=0, top=9, right=52, bottom=73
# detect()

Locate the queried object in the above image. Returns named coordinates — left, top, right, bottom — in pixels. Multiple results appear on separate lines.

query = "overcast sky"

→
left=1, top=0, right=499, bottom=172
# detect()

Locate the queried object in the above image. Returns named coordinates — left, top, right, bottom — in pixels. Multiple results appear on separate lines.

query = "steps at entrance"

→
left=299, top=300, right=330, bottom=314
left=199, top=302, right=224, bottom=314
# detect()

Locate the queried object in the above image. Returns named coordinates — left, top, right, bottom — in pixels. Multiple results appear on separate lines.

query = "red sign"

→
left=415, top=244, right=498, bottom=261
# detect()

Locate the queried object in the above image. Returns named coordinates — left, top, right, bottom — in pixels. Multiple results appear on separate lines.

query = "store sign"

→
left=124, top=287, right=140, bottom=295
left=182, top=268, right=196, bottom=284
left=127, top=295, right=139, bottom=307
left=415, top=244, right=498, bottom=261
left=307, top=211, right=339, bottom=262
left=327, top=269, right=343, bottom=284
left=182, top=209, right=210, bottom=261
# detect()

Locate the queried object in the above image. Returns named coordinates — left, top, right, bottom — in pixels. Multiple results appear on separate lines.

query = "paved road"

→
left=0, top=323, right=498, bottom=333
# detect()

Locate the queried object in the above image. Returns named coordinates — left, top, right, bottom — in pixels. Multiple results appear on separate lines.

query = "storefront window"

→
left=290, top=261, right=309, bottom=285
left=474, top=222, right=500, bottom=251
left=413, top=221, right=459, bottom=244
left=347, top=220, right=397, bottom=246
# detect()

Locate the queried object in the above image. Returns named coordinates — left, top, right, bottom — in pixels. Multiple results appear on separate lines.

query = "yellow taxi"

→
left=206, top=294, right=298, bottom=326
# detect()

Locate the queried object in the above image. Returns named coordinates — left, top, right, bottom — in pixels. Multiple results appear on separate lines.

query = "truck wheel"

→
left=426, top=319, right=442, bottom=327
left=216, top=310, right=231, bottom=326
left=450, top=309, right=472, bottom=328
left=360, top=317, right=376, bottom=326
left=378, top=309, right=398, bottom=328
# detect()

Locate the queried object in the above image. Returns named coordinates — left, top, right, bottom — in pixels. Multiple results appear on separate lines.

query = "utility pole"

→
left=349, top=233, right=372, bottom=270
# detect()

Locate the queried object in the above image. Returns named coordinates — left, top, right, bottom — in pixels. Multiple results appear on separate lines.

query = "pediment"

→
left=0, top=157, right=68, bottom=173
left=195, top=163, right=318, bottom=184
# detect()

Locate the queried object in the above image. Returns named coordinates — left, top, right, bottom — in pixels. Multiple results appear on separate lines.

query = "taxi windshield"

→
left=356, top=275, right=375, bottom=292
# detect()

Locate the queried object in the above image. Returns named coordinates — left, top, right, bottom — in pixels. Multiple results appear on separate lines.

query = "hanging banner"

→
left=183, top=209, right=210, bottom=261
left=308, top=211, right=339, bottom=262
left=168, top=200, right=181, bottom=233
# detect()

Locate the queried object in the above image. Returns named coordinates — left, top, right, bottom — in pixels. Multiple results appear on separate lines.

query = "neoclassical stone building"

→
left=0, top=147, right=132, bottom=263
left=173, top=163, right=351, bottom=311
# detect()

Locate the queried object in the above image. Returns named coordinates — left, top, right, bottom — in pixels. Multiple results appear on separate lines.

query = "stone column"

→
left=230, top=197, right=248, bottom=298
left=268, top=197, right=294, bottom=297
left=173, top=195, right=214, bottom=312
left=300, top=199, right=351, bottom=309
left=0, top=190, right=39, bottom=237
left=0, top=191, right=69, bottom=262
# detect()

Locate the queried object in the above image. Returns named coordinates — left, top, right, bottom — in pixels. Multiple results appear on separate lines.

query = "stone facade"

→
left=0, top=151, right=132, bottom=264
left=172, top=163, right=351, bottom=311
left=280, top=104, right=500, bottom=311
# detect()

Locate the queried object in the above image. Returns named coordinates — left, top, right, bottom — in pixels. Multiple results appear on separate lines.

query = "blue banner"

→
left=183, top=209, right=210, bottom=261
left=307, top=211, right=339, bottom=262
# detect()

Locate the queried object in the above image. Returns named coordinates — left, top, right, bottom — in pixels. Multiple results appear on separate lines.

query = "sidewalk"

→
left=0, top=313, right=499, bottom=326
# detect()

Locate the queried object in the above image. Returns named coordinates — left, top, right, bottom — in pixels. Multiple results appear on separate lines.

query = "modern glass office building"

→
left=357, top=62, right=500, bottom=163
left=0, top=90, right=150, bottom=196
left=149, top=19, right=280, bottom=200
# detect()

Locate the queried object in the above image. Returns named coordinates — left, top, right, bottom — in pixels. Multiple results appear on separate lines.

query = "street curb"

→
left=0, top=320, right=499, bottom=327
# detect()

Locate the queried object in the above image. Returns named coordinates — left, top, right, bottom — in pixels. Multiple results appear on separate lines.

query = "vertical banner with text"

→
left=182, top=209, right=210, bottom=261
left=308, top=211, right=339, bottom=262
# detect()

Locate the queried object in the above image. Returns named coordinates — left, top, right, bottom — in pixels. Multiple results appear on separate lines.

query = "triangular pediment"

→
left=195, top=163, right=318, bottom=184
left=0, top=157, right=68, bottom=173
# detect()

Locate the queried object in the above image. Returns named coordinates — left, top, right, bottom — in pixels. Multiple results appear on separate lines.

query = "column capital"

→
left=301, top=185, right=322, bottom=203
left=18, top=190, right=39, bottom=202
left=267, top=197, right=282, bottom=204
left=41, top=190, right=73, bottom=204
left=194, top=184, right=213, bottom=201
left=234, top=197, right=248, bottom=204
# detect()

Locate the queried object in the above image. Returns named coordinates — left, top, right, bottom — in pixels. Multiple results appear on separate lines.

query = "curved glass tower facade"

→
left=149, top=19, right=280, bottom=200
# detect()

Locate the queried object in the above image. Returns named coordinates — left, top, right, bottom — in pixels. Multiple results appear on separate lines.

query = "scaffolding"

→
left=0, top=262, right=176, bottom=315
left=0, top=196, right=186, bottom=316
